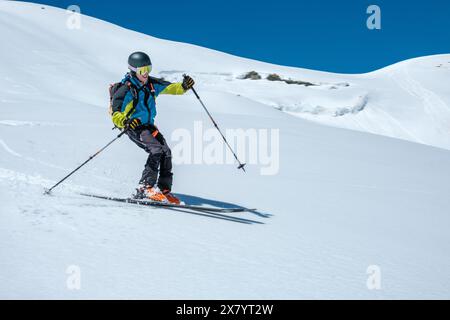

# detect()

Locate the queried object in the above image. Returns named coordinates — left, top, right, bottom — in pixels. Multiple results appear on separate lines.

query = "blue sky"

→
left=33, top=0, right=450, bottom=73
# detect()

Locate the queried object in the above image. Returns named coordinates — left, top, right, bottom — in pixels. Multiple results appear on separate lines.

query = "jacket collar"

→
left=123, top=73, right=148, bottom=89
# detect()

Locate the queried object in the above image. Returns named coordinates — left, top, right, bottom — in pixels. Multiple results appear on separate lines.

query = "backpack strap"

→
left=124, top=81, right=140, bottom=119
left=147, top=81, right=157, bottom=111
left=149, top=82, right=156, bottom=99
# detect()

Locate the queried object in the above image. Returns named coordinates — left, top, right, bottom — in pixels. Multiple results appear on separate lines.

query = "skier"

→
left=110, top=51, right=195, bottom=204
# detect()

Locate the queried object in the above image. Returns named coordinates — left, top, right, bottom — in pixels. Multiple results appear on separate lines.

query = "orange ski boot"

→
left=161, top=189, right=182, bottom=205
left=135, top=185, right=168, bottom=202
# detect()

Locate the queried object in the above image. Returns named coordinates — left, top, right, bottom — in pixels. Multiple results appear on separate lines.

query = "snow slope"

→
left=0, top=1, right=449, bottom=299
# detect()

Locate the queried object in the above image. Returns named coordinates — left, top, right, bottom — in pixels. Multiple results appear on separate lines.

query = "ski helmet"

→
left=128, top=52, right=152, bottom=72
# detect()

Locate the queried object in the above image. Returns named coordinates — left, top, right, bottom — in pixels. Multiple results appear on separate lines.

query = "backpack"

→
left=108, top=81, right=139, bottom=117
left=108, top=80, right=156, bottom=117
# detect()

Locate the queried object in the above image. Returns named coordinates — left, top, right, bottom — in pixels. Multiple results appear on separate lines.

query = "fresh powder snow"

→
left=0, top=2, right=449, bottom=299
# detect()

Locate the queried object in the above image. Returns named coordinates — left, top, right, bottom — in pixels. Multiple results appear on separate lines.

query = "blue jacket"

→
left=111, top=73, right=186, bottom=128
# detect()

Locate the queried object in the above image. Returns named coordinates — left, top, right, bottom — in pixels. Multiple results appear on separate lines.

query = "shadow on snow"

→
left=174, top=193, right=272, bottom=219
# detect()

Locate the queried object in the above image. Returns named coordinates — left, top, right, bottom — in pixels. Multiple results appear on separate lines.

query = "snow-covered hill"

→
left=0, top=1, right=449, bottom=299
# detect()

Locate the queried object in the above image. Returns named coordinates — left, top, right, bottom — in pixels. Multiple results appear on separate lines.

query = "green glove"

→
left=112, top=112, right=127, bottom=129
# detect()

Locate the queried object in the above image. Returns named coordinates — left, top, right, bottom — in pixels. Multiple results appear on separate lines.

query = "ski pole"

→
left=44, top=129, right=128, bottom=195
left=184, top=74, right=246, bottom=172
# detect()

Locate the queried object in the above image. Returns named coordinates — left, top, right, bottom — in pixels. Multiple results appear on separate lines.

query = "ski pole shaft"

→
left=185, top=75, right=246, bottom=172
left=44, top=129, right=128, bottom=194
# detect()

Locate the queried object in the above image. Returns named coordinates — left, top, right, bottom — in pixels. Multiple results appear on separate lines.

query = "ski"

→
left=79, top=192, right=256, bottom=213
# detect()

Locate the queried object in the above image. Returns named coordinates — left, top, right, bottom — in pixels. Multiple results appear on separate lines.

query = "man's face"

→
left=135, top=65, right=151, bottom=84
left=136, top=70, right=149, bottom=83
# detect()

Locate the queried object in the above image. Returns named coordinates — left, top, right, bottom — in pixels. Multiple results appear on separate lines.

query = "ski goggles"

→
left=129, top=64, right=152, bottom=75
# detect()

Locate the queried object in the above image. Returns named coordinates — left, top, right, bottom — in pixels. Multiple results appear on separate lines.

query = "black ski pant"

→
left=127, top=125, right=173, bottom=191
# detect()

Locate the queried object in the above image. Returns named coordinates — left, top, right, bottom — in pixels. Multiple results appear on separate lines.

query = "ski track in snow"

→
left=0, top=138, right=21, bottom=157
left=391, top=67, right=450, bottom=135
left=0, top=138, right=68, bottom=171
left=0, top=120, right=67, bottom=127
left=0, top=167, right=104, bottom=196
left=0, top=167, right=54, bottom=189
left=372, top=104, right=426, bottom=144
left=405, top=72, right=450, bottom=133
left=0, top=137, right=118, bottom=182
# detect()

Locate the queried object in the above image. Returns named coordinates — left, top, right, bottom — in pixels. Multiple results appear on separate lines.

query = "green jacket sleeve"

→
left=111, top=100, right=135, bottom=128
left=160, top=83, right=186, bottom=95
